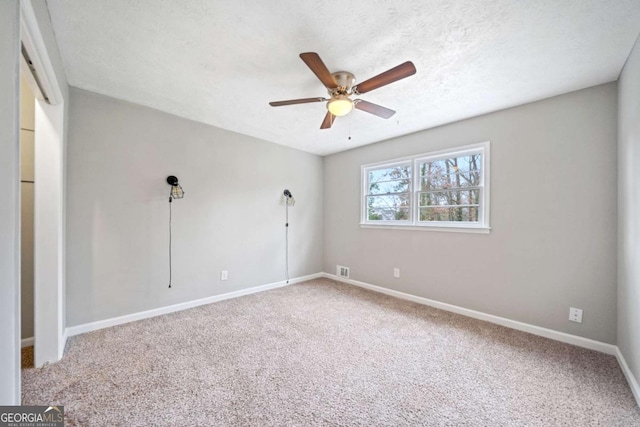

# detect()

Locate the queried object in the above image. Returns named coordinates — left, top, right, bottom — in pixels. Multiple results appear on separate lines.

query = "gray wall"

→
left=618, top=35, right=640, bottom=385
left=0, top=0, right=21, bottom=406
left=66, top=88, right=323, bottom=327
left=324, top=83, right=618, bottom=344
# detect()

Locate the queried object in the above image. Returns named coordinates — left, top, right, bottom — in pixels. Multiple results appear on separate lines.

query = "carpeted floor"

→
left=22, top=278, right=640, bottom=426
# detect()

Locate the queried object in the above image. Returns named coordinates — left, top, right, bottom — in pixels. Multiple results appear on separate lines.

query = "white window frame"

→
left=361, top=142, right=490, bottom=233
left=361, top=159, right=414, bottom=226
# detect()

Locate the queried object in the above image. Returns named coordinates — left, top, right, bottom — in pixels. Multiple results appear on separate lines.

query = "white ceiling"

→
left=46, top=0, right=640, bottom=156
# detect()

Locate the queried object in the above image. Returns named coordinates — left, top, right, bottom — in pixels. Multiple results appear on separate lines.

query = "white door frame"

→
left=21, top=0, right=67, bottom=366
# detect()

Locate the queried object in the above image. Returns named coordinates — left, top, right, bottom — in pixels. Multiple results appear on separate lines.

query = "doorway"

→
left=19, top=76, right=36, bottom=368
left=20, top=0, right=67, bottom=368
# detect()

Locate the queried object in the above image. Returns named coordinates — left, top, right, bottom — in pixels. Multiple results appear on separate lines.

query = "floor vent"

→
left=337, top=265, right=350, bottom=279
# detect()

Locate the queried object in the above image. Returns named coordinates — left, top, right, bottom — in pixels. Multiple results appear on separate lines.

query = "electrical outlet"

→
left=220, top=270, right=228, bottom=281
left=393, top=268, right=400, bottom=278
left=569, top=307, right=583, bottom=323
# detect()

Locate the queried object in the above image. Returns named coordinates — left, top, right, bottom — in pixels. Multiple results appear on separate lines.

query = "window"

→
left=362, top=142, right=490, bottom=231
left=364, top=161, right=413, bottom=223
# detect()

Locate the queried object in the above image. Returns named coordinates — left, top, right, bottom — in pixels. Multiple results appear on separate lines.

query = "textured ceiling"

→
left=46, top=0, right=640, bottom=156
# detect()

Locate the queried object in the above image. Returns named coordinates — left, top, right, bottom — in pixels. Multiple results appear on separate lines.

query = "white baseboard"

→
left=331, top=271, right=640, bottom=408
left=59, top=329, right=68, bottom=359
left=66, top=273, right=323, bottom=338
left=21, top=337, right=34, bottom=348
left=59, top=271, right=639, bottom=408
left=323, top=273, right=617, bottom=356
left=615, top=348, right=640, bottom=407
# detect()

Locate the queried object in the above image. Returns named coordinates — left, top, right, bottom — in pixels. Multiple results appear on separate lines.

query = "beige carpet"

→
left=22, top=278, right=639, bottom=426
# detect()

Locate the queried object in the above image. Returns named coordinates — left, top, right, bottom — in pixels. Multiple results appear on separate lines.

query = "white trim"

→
left=361, top=160, right=413, bottom=226
left=65, top=273, right=323, bottom=338
left=33, top=100, right=65, bottom=367
left=21, top=337, right=34, bottom=348
left=616, top=348, right=640, bottom=407
left=360, top=224, right=491, bottom=234
left=21, top=1, right=67, bottom=367
left=59, top=329, right=68, bottom=359
left=20, top=0, right=63, bottom=105
left=20, top=54, right=45, bottom=101
left=59, top=271, right=639, bottom=408
left=361, top=141, right=490, bottom=230
left=322, top=273, right=617, bottom=355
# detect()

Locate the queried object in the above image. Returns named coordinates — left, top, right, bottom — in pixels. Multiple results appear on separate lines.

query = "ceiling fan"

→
left=269, top=52, right=416, bottom=129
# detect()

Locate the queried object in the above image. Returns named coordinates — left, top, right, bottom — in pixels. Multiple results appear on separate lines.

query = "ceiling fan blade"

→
left=320, top=111, right=335, bottom=129
left=353, top=61, right=416, bottom=94
left=269, top=97, right=327, bottom=107
left=300, top=52, right=338, bottom=89
left=354, top=100, right=396, bottom=119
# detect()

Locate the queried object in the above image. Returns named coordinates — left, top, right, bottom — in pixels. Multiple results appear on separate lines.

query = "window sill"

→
left=360, top=224, right=491, bottom=234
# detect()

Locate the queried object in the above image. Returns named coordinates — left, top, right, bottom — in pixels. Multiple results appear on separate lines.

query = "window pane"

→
left=419, top=154, right=482, bottom=191
left=368, top=179, right=410, bottom=195
left=368, top=208, right=410, bottom=221
left=369, top=165, right=411, bottom=185
left=367, top=194, right=411, bottom=221
left=419, top=189, right=480, bottom=206
left=419, top=206, right=479, bottom=222
left=367, top=194, right=411, bottom=208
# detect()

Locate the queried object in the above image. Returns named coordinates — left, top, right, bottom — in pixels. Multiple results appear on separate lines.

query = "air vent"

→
left=336, top=265, right=350, bottom=279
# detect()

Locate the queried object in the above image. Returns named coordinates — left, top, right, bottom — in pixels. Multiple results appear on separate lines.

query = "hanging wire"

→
left=283, top=190, right=295, bottom=284
left=166, top=176, right=184, bottom=289
left=168, top=197, right=173, bottom=288
left=285, top=200, right=289, bottom=284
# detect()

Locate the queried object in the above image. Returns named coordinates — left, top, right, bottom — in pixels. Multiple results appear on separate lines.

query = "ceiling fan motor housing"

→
left=329, top=71, right=355, bottom=96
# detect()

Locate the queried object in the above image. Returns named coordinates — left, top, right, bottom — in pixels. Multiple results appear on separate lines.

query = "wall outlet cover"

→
left=569, top=307, right=583, bottom=323
left=220, top=270, right=228, bottom=281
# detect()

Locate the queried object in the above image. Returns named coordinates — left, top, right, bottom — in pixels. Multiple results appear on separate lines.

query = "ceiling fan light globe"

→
left=327, top=96, right=353, bottom=117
